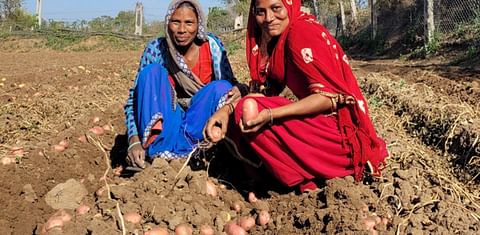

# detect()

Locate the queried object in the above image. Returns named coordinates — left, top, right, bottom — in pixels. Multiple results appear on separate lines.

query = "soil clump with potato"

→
left=0, top=35, right=478, bottom=234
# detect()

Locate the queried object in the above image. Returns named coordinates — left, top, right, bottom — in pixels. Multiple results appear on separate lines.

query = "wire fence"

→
left=2, top=0, right=479, bottom=54
left=303, top=0, right=480, bottom=53
left=434, top=0, right=480, bottom=33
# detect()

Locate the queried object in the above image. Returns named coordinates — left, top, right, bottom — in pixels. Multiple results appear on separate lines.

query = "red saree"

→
left=236, top=0, right=388, bottom=189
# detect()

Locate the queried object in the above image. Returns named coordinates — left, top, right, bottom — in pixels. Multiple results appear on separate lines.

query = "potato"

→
left=199, top=224, right=215, bottom=235
left=1, top=157, right=15, bottom=165
left=224, top=222, right=247, bottom=235
left=363, top=217, right=376, bottom=230
left=206, top=180, right=218, bottom=197
left=78, top=135, right=87, bottom=143
left=53, top=144, right=66, bottom=152
left=59, top=139, right=69, bottom=148
left=230, top=200, right=244, bottom=212
left=242, top=98, right=258, bottom=124
left=42, top=217, right=64, bottom=233
left=124, top=212, right=142, bottom=224
left=92, top=116, right=100, bottom=123
left=76, top=204, right=90, bottom=215
left=248, top=192, right=258, bottom=203
left=41, top=209, right=72, bottom=234
left=89, top=126, right=105, bottom=135
left=113, top=166, right=123, bottom=176
left=145, top=227, right=169, bottom=235
left=10, top=146, right=24, bottom=156
left=95, top=186, right=106, bottom=197
left=175, top=223, right=193, bottom=235
left=237, top=216, right=255, bottom=231
left=256, top=210, right=270, bottom=226
left=210, top=126, right=222, bottom=142
left=102, top=124, right=111, bottom=131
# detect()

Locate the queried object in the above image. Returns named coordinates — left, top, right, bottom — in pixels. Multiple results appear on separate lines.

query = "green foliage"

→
left=207, top=7, right=233, bottom=33
left=0, top=7, right=36, bottom=31
left=450, top=45, right=479, bottom=65
left=368, top=95, right=383, bottom=108
left=88, top=15, right=115, bottom=31
left=0, top=0, right=23, bottom=20
left=221, top=0, right=249, bottom=15
left=338, top=27, right=386, bottom=55
left=466, top=45, right=478, bottom=58
left=225, top=40, right=242, bottom=55
left=45, top=32, right=85, bottom=50
left=113, top=11, right=136, bottom=33
left=144, top=20, right=165, bottom=36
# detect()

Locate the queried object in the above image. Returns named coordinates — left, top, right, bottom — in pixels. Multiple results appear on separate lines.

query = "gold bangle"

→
left=330, top=97, right=336, bottom=113
left=227, top=103, right=235, bottom=114
left=267, top=108, right=273, bottom=126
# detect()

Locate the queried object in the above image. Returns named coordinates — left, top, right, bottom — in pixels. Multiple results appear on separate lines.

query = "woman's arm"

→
left=124, top=38, right=164, bottom=167
left=124, top=39, right=164, bottom=141
left=242, top=93, right=333, bottom=133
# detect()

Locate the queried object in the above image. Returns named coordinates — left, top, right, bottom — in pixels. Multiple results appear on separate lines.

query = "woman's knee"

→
left=136, top=64, right=169, bottom=87
left=205, top=80, right=233, bottom=95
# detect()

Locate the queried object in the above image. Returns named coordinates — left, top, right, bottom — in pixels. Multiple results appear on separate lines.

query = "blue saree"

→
left=124, top=34, right=236, bottom=159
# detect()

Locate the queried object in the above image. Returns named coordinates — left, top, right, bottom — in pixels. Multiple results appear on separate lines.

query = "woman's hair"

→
left=176, top=2, right=198, bottom=18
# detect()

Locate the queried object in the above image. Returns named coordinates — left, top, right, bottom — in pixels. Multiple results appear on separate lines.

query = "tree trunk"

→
left=424, top=0, right=435, bottom=44
left=350, top=0, right=358, bottom=28
left=369, top=0, right=377, bottom=39
left=339, top=0, right=346, bottom=36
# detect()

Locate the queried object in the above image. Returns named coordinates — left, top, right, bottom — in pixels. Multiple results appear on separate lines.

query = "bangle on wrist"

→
left=128, top=141, right=141, bottom=151
left=227, top=103, right=235, bottom=114
left=267, top=108, right=273, bottom=126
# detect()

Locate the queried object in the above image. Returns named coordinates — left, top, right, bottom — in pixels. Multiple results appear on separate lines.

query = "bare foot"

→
left=242, top=98, right=259, bottom=124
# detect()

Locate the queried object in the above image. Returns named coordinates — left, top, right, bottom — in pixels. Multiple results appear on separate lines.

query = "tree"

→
left=350, top=0, right=358, bottom=27
left=114, top=10, right=135, bottom=33
left=88, top=15, right=114, bottom=32
left=207, top=7, right=233, bottom=33
left=222, top=0, right=249, bottom=15
left=0, top=0, right=23, bottom=20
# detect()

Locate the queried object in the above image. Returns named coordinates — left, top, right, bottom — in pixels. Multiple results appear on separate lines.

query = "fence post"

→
left=369, top=0, right=377, bottom=39
left=36, top=0, right=43, bottom=28
left=135, top=2, right=144, bottom=36
left=424, top=0, right=435, bottom=44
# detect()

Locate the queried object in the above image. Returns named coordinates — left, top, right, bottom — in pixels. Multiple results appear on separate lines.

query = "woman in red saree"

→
left=204, top=0, right=388, bottom=192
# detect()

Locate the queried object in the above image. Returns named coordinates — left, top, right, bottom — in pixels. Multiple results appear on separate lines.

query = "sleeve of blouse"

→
left=286, top=21, right=346, bottom=95
left=208, top=33, right=238, bottom=85
left=124, top=39, right=161, bottom=140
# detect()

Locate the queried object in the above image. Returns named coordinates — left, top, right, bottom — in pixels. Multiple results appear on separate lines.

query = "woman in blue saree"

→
left=124, top=0, right=243, bottom=168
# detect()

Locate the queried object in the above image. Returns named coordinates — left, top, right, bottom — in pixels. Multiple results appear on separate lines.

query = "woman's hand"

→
left=226, top=86, right=242, bottom=104
left=126, top=135, right=146, bottom=168
left=240, top=108, right=271, bottom=133
left=204, top=106, right=231, bottom=143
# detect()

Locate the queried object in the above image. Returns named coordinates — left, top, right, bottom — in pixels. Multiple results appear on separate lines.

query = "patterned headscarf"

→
left=164, top=0, right=209, bottom=97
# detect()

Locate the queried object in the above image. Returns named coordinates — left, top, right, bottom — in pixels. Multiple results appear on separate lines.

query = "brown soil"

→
left=0, top=37, right=479, bottom=235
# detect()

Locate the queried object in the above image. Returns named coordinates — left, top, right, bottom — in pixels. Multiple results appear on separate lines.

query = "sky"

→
left=24, top=0, right=225, bottom=22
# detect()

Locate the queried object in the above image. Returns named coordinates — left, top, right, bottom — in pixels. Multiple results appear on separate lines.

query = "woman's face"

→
left=254, top=0, right=289, bottom=37
left=168, top=6, right=198, bottom=47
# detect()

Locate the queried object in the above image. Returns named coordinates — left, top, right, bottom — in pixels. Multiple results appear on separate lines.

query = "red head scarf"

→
left=246, top=0, right=388, bottom=181
left=246, top=0, right=303, bottom=85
